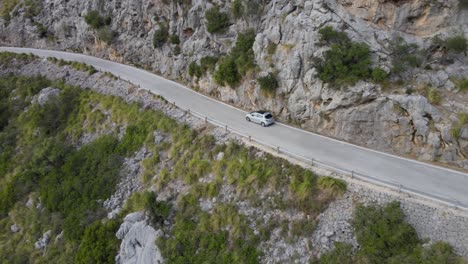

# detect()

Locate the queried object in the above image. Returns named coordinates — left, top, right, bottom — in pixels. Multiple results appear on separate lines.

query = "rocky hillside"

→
left=1, top=0, right=467, bottom=168
left=1, top=53, right=466, bottom=263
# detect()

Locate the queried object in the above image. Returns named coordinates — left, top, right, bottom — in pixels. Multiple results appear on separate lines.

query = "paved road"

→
left=2, top=47, right=468, bottom=209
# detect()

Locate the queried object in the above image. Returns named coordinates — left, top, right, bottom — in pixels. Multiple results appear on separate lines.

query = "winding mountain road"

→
left=2, top=47, right=468, bottom=209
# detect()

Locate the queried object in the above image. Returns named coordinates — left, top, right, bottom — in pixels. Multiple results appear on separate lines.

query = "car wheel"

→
left=246, top=117, right=250, bottom=122
left=261, top=122, right=266, bottom=127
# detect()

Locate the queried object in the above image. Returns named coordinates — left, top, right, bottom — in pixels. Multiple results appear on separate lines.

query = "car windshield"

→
left=265, top=114, right=272, bottom=119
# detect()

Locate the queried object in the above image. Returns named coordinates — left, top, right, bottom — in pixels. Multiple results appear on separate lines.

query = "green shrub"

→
left=315, top=42, right=372, bottom=85
left=188, top=61, right=203, bottom=78
left=205, top=6, right=230, bottom=34
left=460, top=112, right=468, bottom=125
left=84, top=10, right=110, bottom=30
left=26, top=86, right=81, bottom=136
left=314, top=26, right=377, bottom=86
left=144, top=192, right=172, bottom=227
left=169, top=35, right=180, bottom=45
left=371, top=68, right=387, bottom=83
left=267, top=43, right=278, bottom=55
left=116, top=122, right=152, bottom=155
left=318, top=26, right=349, bottom=46
left=425, top=87, right=442, bottom=105
left=158, top=202, right=261, bottom=263
left=320, top=202, right=463, bottom=263
left=245, top=0, right=262, bottom=18
left=391, top=38, right=425, bottom=75
left=200, top=56, right=219, bottom=73
left=75, top=220, right=120, bottom=264
left=173, top=45, right=181, bottom=55
left=258, top=72, right=278, bottom=94
left=353, top=201, right=420, bottom=262
left=97, top=26, right=115, bottom=44
left=445, top=35, right=467, bottom=54
left=153, top=23, right=169, bottom=48
left=40, top=135, right=122, bottom=240
left=231, top=0, right=245, bottom=19
left=232, top=29, right=256, bottom=75
left=0, top=0, right=19, bottom=21
left=214, top=29, right=256, bottom=87
left=453, top=78, right=468, bottom=92
left=317, top=176, right=346, bottom=196
left=214, top=57, right=240, bottom=86
left=318, top=242, right=355, bottom=264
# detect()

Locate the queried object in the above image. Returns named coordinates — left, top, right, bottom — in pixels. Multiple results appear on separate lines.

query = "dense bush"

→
left=317, top=176, right=347, bottom=196
left=97, top=26, right=115, bottom=44
left=444, top=35, right=467, bottom=54
left=75, top=220, right=120, bottom=264
left=158, top=201, right=261, bottom=263
left=188, top=56, right=219, bottom=79
left=231, top=0, right=245, bottom=19
left=188, top=61, right=203, bottom=78
left=257, top=72, right=278, bottom=94
left=40, top=135, right=122, bottom=240
left=200, top=55, right=219, bottom=73
left=353, top=201, right=420, bottom=261
left=314, top=26, right=376, bottom=86
left=320, top=202, right=463, bottom=263
left=169, top=34, right=180, bottom=45
left=153, top=23, right=169, bottom=48
left=0, top=0, right=19, bottom=21
left=232, top=29, right=256, bottom=75
left=144, top=192, right=171, bottom=226
left=205, top=6, right=230, bottom=33
left=84, top=10, right=110, bottom=30
left=214, top=29, right=256, bottom=87
left=214, top=57, right=240, bottom=86
left=27, top=86, right=81, bottom=136
left=318, top=242, right=354, bottom=264
left=371, top=68, right=388, bottom=82
left=390, top=38, right=425, bottom=74
left=318, top=26, right=349, bottom=46
left=315, top=42, right=372, bottom=85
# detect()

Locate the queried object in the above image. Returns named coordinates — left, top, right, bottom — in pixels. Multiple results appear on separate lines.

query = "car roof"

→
left=254, top=110, right=269, bottom=114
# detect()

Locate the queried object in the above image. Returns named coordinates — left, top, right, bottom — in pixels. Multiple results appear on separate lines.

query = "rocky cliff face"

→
left=1, top=0, right=467, bottom=168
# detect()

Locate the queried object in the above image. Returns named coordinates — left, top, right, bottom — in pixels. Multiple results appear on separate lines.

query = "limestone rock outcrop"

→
left=0, top=0, right=466, bottom=169
left=116, top=212, right=164, bottom=264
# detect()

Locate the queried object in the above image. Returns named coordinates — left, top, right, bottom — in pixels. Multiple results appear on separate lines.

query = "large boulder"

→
left=116, top=212, right=163, bottom=264
left=34, top=230, right=52, bottom=250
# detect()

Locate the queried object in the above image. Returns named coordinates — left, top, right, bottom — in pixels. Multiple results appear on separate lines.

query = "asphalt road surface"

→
left=2, top=47, right=468, bottom=209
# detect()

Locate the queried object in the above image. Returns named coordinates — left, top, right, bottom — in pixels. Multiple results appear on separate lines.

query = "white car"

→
left=246, top=111, right=275, bottom=127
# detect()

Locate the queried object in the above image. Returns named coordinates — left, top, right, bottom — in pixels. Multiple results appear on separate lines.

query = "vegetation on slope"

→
left=0, top=54, right=462, bottom=263
left=0, top=69, right=339, bottom=262
left=0, top=74, right=124, bottom=263
left=214, top=29, right=256, bottom=87
left=314, top=26, right=386, bottom=86
left=317, top=202, right=463, bottom=264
